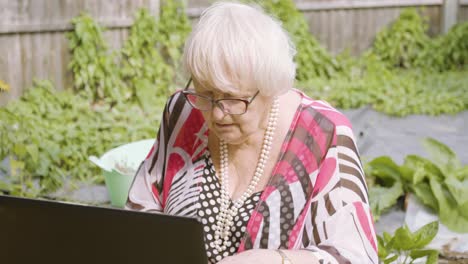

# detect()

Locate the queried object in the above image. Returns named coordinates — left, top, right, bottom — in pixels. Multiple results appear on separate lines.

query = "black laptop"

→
left=0, top=194, right=207, bottom=264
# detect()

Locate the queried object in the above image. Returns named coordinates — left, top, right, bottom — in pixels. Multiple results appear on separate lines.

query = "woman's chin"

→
left=215, top=132, right=237, bottom=144
left=213, top=130, right=242, bottom=145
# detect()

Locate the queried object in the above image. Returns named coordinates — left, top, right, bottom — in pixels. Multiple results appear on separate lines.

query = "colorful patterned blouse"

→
left=126, top=89, right=378, bottom=263
left=197, top=155, right=263, bottom=263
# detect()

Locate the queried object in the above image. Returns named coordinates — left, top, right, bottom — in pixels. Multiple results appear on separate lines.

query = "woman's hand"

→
left=217, top=249, right=281, bottom=264
left=217, top=249, right=320, bottom=264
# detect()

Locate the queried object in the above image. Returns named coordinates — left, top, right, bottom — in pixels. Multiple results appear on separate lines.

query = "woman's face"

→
left=192, top=80, right=273, bottom=145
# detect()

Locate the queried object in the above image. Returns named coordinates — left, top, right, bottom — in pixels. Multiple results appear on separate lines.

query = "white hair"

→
left=183, top=1, right=296, bottom=97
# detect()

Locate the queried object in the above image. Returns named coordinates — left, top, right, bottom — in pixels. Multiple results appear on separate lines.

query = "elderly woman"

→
left=126, top=2, right=377, bottom=263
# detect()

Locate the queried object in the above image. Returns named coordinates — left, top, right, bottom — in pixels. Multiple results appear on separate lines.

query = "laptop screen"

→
left=0, top=194, right=207, bottom=264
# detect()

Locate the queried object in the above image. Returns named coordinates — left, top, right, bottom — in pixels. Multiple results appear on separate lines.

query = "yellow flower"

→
left=0, top=79, right=10, bottom=92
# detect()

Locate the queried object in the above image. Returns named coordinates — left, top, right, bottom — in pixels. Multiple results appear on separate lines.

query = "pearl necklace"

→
left=213, top=97, right=280, bottom=252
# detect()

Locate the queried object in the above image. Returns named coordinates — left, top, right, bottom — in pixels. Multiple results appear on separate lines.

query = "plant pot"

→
left=89, top=139, right=154, bottom=208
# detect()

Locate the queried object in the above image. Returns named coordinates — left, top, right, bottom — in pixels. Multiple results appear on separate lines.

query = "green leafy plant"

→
left=0, top=80, right=164, bottom=197
left=422, top=22, right=468, bottom=71
left=257, top=0, right=341, bottom=80
left=299, top=54, right=468, bottom=116
left=366, top=138, right=468, bottom=232
left=371, top=7, right=468, bottom=72
left=378, top=221, right=439, bottom=264
left=366, top=156, right=404, bottom=221
left=2, top=3, right=467, bottom=201
left=67, top=13, right=126, bottom=104
left=120, top=8, right=175, bottom=109
left=157, top=0, right=191, bottom=85
left=1, top=4, right=190, bottom=198
left=372, top=8, right=430, bottom=69
left=298, top=8, right=466, bottom=117
left=70, top=2, right=192, bottom=105
left=296, top=7, right=468, bottom=116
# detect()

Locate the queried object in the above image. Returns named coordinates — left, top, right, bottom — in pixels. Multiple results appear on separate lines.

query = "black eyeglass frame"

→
left=181, top=78, right=260, bottom=115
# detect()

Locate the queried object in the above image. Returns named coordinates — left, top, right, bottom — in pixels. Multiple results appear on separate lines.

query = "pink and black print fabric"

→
left=126, top=89, right=378, bottom=263
left=197, top=155, right=263, bottom=263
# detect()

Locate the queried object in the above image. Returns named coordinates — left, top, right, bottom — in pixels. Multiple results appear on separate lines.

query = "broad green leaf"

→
left=377, top=236, right=389, bottom=259
left=410, top=249, right=439, bottom=264
left=399, top=164, right=414, bottom=185
left=25, top=144, right=39, bottom=165
left=422, top=137, right=460, bottom=174
left=0, top=180, right=11, bottom=192
left=383, top=232, right=393, bottom=244
left=369, top=181, right=404, bottom=220
left=412, top=182, right=438, bottom=212
left=13, top=144, right=27, bottom=157
left=366, top=156, right=402, bottom=186
left=454, top=166, right=468, bottom=181
left=9, top=158, right=25, bottom=177
left=392, top=225, right=414, bottom=251
left=425, top=250, right=439, bottom=264
left=383, top=254, right=398, bottom=264
left=380, top=222, right=439, bottom=264
left=459, top=201, right=468, bottom=219
left=402, top=155, right=444, bottom=184
left=444, top=177, right=468, bottom=205
left=430, top=178, right=468, bottom=232
left=411, top=221, right=439, bottom=249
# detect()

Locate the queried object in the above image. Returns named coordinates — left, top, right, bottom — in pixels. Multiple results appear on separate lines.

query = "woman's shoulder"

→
left=293, top=88, right=353, bottom=130
left=161, top=90, right=205, bottom=129
left=164, top=90, right=188, bottom=113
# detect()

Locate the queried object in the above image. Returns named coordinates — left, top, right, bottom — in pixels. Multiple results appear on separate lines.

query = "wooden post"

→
left=442, top=0, right=459, bottom=33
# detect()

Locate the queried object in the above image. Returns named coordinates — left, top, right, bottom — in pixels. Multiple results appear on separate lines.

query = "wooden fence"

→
left=460, top=0, right=468, bottom=22
left=1, top=0, right=467, bottom=105
left=0, top=0, right=160, bottom=105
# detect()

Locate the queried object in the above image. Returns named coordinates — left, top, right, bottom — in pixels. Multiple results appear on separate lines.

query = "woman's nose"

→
left=211, top=103, right=226, bottom=121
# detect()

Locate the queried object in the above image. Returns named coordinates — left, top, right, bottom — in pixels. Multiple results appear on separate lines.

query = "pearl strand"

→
left=213, top=97, right=280, bottom=252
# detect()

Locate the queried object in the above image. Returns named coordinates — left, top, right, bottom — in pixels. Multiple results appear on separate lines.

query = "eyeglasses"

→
left=182, top=78, right=260, bottom=115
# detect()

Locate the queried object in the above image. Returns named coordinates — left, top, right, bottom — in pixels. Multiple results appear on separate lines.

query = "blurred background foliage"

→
left=0, top=0, right=467, bottom=201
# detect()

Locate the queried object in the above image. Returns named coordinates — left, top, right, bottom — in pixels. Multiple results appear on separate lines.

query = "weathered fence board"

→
left=0, top=0, right=467, bottom=105
left=0, top=0, right=159, bottom=105
left=301, top=5, right=442, bottom=55
left=460, top=1, right=468, bottom=22
left=295, top=0, right=443, bottom=10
